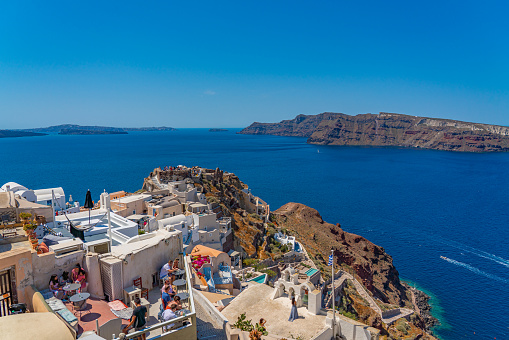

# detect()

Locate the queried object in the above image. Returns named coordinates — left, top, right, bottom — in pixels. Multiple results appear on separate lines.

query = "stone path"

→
left=195, top=299, right=227, bottom=340
left=410, top=288, right=421, bottom=315
left=349, top=275, right=383, bottom=316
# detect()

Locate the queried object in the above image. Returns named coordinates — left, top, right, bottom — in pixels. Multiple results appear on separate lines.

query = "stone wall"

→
left=0, top=248, right=33, bottom=305
left=31, top=250, right=85, bottom=291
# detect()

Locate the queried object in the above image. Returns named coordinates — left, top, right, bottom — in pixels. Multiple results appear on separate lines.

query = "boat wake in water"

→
left=440, top=256, right=509, bottom=283
left=431, top=235, right=509, bottom=268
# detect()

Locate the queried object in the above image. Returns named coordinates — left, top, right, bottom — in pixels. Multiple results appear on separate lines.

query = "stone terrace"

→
left=221, top=283, right=326, bottom=340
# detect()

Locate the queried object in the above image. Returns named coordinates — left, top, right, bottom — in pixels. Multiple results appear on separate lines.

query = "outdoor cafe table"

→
left=176, top=292, right=190, bottom=308
left=173, top=279, right=186, bottom=292
left=174, top=269, right=185, bottom=279
left=63, top=283, right=81, bottom=295
left=176, top=308, right=191, bottom=317
left=69, top=292, right=90, bottom=318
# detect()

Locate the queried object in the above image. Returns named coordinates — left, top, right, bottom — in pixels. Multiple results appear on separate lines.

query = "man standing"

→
left=123, top=297, right=147, bottom=340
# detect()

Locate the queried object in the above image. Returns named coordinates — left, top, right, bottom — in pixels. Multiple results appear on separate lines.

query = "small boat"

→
left=440, top=256, right=447, bottom=260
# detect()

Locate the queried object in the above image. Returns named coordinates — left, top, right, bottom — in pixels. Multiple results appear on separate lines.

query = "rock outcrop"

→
left=273, top=203, right=407, bottom=306
left=240, top=112, right=509, bottom=152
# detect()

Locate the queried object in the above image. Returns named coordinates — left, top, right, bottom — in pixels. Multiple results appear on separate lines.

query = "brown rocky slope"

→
left=273, top=202, right=407, bottom=306
left=239, top=112, right=509, bottom=152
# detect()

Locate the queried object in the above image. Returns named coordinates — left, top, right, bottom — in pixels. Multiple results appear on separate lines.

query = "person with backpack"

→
left=123, top=297, right=147, bottom=340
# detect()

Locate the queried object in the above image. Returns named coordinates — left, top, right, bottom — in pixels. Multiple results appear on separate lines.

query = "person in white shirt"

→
left=159, top=260, right=172, bottom=281
left=162, top=304, right=178, bottom=332
left=159, top=258, right=179, bottom=284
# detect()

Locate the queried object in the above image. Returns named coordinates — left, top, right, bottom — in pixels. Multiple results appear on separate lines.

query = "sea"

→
left=1, top=129, right=508, bottom=339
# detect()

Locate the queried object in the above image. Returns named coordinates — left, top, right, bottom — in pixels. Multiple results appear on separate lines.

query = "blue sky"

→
left=0, top=1, right=508, bottom=128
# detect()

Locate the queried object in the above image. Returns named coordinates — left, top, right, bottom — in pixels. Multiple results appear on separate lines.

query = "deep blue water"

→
left=1, top=129, right=508, bottom=339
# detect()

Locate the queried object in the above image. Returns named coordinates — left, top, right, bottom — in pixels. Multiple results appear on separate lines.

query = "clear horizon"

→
left=1, top=1, right=508, bottom=129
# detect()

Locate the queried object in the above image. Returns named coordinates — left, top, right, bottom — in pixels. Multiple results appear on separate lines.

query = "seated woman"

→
left=49, top=275, right=63, bottom=299
left=74, top=268, right=87, bottom=293
left=59, top=271, right=71, bottom=286
left=172, top=296, right=182, bottom=311
left=71, top=263, right=82, bottom=282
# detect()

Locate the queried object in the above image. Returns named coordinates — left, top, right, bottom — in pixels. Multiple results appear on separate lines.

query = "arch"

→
left=283, top=270, right=290, bottom=282
left=288, top=287, right=295, bottom=298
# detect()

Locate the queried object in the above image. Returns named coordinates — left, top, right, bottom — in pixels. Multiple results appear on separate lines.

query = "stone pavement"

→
left=195, top=299, right=227, bottom=340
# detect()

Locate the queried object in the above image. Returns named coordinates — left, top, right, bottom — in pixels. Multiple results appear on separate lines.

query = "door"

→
left=0, top=269, right=14, bottom=317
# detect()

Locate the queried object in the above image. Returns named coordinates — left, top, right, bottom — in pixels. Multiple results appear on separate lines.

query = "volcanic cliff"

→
left=239, top=112, right=509, bottom=152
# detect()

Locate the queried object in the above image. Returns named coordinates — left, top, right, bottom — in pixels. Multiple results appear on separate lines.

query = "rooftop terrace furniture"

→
left=81, top=317, right=123, bottom=340
left=133, top=277, right=149, bottom=300
left=123, top=285, right=141, bottom=305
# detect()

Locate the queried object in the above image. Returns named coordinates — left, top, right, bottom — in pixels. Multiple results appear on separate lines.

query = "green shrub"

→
left=233, top=313, right=253, bottom=331
left=243, top=258, right=259, bottom=267
left=341, top=311, right=357, bottom=320
left=262, top=269, right=277, bottom=278
left=253, top=263, right=267, bottom=272
left=249, top=213, right=261, bottom=220
left=396, top=324, right=408, bottom=334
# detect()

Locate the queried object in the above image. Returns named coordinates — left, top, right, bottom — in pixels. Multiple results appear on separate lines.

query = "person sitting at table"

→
left=161, top=283, right=174, bottom=310
left=161, top=278, right=175, bottom=296
left=160, top=258, right=179, bottom=284
left=71, top=263, right=84, bottom=282
left=161, top=303, right=178, bottom=332
left=59, top=271, right=71, bottom=286
left=171, top=296, right=182, bottom=311
left=49, top=274, right=63, bottom=299
left=75, top=268, right=87, bottom=293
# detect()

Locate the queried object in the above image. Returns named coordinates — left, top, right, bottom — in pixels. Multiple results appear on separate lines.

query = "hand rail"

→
left=119, top=255, right=196, bottom=339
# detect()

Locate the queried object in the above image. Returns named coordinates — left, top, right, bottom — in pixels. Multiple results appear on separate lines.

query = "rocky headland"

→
left=239, top=112, right=509, bottom=152
left=142, top=166, right=438, bottom=338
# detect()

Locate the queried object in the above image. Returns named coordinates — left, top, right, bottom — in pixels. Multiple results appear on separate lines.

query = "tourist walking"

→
left=123, top=297, right=147, bottom=340
left=288, top=297, right=298, bottom=322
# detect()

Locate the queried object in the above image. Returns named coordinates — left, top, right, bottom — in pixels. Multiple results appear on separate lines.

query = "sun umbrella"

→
left=84, top=189, right=94, bottom=224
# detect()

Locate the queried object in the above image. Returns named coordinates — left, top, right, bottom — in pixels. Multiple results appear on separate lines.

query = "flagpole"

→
left=331, top=249, right=335, bottom=339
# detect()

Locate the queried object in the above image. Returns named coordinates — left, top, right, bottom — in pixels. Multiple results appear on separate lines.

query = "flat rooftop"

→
left=111, top=194, right=152, bottom=204
left=221, top=283, right=326, bottom=340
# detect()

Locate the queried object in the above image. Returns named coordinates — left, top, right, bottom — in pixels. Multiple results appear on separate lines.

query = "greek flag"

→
left=328, top=254, right=333, bottom=266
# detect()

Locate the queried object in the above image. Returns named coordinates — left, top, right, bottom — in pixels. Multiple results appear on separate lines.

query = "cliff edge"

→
left=239, top=112, right=509, bottom=152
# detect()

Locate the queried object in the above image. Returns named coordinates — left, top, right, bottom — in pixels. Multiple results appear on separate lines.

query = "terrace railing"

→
left=118, top=256, right=197, bottom=340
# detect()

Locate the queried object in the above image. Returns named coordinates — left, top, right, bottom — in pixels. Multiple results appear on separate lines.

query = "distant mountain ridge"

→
left=21, top=124, right=176, bottom=133
left=239, top=112, right=509, bottom=152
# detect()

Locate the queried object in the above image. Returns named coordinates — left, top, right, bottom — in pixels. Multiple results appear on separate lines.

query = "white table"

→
left=123, top=286, right=141, bottom=305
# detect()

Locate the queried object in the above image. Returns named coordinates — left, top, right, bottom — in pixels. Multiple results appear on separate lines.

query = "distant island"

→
left=0, top=124, right=177, bottom=139
left=22, top=124, right=177, bottom=134
left=239, top=112, right=509, bottom=152
left=0, top=130, right=47, bottom=138
left=209, top=128, right=228, bottom=132
left=58, top=129, right=128, bottom=135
